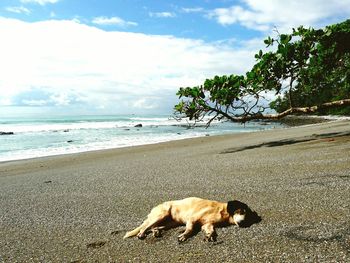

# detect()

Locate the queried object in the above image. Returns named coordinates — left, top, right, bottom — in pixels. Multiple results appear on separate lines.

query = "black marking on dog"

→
left=227, top=200, right=248, bottom=215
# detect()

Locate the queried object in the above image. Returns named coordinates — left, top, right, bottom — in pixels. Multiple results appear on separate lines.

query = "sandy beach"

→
left=0, top=120, right=349, bottom=262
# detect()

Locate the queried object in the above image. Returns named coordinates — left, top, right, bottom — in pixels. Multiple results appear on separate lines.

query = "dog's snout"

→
left=233, top=213, right=245, bottom=225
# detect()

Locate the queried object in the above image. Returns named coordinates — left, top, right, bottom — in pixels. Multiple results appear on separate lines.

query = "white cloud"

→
left=20, top=0, right=59, bottom=5
left=21, top=99, right=47, bottom=106
left=208, top=0, right=350, bottom=32
left=50, top=93, right=71, bottom=106
left=0, top=98, right=12, bottom=106
left=0, top=17, right=258, bottom=113
left=5, top=6, right=31, bottom=15
left=149, top=12, right=176, bottom=18
left=132, top=98, right=160, bottom=109
left=92, top=16, right=138, bottom=27
left=182, top=7, right=204, bottom=13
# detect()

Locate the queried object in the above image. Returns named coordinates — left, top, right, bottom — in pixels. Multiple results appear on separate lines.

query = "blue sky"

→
left=0, top=0, right=259, bottom=41
left=0, top=0, right=350, bottom=116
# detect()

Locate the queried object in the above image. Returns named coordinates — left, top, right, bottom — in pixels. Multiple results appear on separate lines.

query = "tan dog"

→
left=123, top=197, right=260, bottom=242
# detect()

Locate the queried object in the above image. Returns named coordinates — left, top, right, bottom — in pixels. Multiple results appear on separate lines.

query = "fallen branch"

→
left=209, top=99, right=350, bottom=123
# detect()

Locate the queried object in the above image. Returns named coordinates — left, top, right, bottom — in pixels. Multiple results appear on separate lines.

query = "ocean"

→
left=0, top=114, right=282, bottom=162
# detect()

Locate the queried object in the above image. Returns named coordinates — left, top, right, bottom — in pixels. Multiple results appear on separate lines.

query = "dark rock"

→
left=0, top=131, right=14, bottom=135
left=67, top=140, right=74, bottom=143
left=134, top=124, right=142, bottom=128
left=63, top=129, right=69, bottom=132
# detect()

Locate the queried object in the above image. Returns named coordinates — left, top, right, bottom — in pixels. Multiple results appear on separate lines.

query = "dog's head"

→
left=227, top=200, right=262, bottom=227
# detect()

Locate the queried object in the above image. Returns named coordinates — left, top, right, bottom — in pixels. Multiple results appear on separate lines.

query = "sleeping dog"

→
left=123, top=197, right=260, bottom=242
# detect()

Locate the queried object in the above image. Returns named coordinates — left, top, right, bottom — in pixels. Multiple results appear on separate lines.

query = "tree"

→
left=174, top=20, right=350, bottom=125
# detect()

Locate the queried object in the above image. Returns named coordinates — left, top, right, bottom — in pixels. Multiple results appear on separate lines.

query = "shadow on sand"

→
left=220, top=131, right=350, bottom=154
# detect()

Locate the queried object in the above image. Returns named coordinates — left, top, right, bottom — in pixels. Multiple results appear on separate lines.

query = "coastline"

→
left=0, top=114, right=280, bottom=163
left=0, top=114, right=342, bottom=164
left=0, top=119, right=349, bottom=262
left=0, top=116, right=329, bottom=171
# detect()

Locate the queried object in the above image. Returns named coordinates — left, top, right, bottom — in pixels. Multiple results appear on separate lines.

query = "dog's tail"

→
left=123, top=225, right=142, bottom=239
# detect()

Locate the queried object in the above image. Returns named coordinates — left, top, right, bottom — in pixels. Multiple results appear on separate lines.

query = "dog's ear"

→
left=239, top=210, right=262, bottom=228
left=227, top=200, right=248, bottom=215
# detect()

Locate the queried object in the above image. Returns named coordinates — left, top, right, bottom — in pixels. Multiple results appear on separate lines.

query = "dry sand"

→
left=0, top=120, right=350, bottom=262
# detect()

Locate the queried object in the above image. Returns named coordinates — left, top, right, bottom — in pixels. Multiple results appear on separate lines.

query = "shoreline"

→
left=1, top=115, right=346, bottom=164
left=1, top=119, right=349, bottom=262
left=0, top=129, right=263, bottom=165
left=0, top=118, right=346, bottom=173
left=0, top=118, right=328, bottom=165
left=0, top=115, right=280, bottom=164
left=276, top=114, right=350, bottom=126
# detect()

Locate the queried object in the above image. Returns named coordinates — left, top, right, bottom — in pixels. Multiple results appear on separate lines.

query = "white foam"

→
left=0, top=115, right=277, bottom=163
left=0, top=121, right=119, bottom=133
left=0, top=116, right=222, bottom=134
left=0, top=131, right=207, bottom=162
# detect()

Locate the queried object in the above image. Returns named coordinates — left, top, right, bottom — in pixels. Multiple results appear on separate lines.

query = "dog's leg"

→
left=202, top=223, right=217, bottom=242
left=135, top=220, right=152, bottom=239
left=151, top=220, right=180, bottom=237
left=137, top=209, right=170, bottom=239
left=151, top=226, right=164, bottom=237
left=137, top=219, right=161, bottom=239
left=178, top=221, right=194, bottom=242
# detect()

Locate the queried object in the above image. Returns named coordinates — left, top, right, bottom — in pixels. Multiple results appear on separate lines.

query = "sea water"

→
left=0, top=114, right=282, bottom=162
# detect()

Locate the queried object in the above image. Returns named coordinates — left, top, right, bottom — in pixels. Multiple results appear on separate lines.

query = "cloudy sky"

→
left=0, top=0, right=349, bottom=116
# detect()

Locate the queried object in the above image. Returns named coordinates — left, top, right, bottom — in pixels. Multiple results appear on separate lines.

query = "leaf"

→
left=264, top=36, right=274, bottom=47
left=325, top=29, right=332, bottom=36
left=280, top=34, right=292, bottom=44
left=174, top=19, right=350, bottom=124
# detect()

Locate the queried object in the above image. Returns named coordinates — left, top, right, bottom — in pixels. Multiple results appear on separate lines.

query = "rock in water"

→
left=0, top=131, right=14, bottom=135
left=134, top=124, right=142, bottom=128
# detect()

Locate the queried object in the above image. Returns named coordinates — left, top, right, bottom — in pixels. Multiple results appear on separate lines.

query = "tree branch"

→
left=207, top=99, right=350, bottom=123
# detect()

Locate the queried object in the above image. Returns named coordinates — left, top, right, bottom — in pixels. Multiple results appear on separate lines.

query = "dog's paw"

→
left=177, top=233, right=188, bottom=242
left=152, top=228, right=162, bottom=238
left=137, top=232, right=146, bottom=240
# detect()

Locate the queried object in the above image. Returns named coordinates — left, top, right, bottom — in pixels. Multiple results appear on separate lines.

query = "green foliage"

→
left=271, top=20, right=350, bottom=115
left=175, top=19, right=350, bottom=123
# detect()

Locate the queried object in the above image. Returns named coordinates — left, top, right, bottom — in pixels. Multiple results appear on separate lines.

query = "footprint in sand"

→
left=86, top=240, right=107, bottom=249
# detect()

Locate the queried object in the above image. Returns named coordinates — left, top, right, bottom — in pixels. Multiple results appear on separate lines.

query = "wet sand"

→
left=0, top=120, right=349, bottom=262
